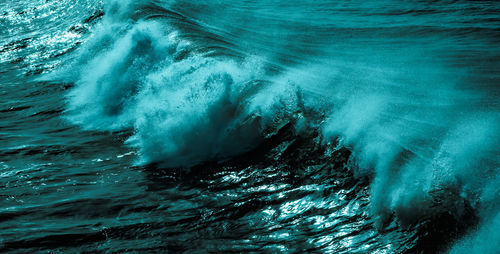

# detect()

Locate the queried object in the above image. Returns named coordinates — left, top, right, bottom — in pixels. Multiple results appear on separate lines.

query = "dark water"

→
left=1, top=0, right=499, bottom=253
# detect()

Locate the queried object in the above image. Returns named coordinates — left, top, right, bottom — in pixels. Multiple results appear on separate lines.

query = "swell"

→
left=53, top=0, right=500, bottom=253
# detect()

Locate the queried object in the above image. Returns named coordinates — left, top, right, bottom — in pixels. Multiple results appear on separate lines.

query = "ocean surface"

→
left=1, top=0, right=499, bottom=253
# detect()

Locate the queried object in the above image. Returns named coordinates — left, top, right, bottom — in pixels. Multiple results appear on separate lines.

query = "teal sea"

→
left=1, top=0, right=499, bottom=253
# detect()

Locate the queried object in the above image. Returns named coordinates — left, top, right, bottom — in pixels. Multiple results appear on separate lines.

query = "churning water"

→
left=1, top=0, right=499, bottom=253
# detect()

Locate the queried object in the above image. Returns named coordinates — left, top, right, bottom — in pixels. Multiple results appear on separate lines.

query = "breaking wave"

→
left=54, top=0, right=500, bottom=252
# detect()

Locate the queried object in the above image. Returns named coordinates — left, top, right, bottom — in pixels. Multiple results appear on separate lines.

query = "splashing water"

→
left=2, top=0, right=499, bottom=252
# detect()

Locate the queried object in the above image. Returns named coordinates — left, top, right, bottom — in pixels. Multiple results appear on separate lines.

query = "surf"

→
left=53, top=0, right=500, bottom=252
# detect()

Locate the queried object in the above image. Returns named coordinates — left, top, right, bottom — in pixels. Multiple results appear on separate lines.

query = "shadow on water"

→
left=137, top=123, right=478, bottom=253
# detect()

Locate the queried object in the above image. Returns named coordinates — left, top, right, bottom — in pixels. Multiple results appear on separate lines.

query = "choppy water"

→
left=1, top=0, right=499, bottom=253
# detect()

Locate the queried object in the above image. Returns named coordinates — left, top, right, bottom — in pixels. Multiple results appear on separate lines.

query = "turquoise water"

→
left=1, top=0, right=499, bottom=252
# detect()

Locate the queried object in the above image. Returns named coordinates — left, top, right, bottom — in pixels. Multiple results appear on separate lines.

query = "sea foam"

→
left=62, top=1, right=500, bottom=252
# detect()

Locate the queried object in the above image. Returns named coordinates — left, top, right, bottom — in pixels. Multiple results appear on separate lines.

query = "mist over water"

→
left=1, top=0, right=499, bottom=252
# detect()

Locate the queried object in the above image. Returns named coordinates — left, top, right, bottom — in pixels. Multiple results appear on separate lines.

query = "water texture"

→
left=1, top=0, right=499, bottom=253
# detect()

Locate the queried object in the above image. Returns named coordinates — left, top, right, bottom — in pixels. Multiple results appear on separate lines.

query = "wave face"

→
left=1, top=0, right=499, bottom=252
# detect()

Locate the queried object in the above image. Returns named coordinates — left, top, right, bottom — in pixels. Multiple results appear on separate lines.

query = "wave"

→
left=54, top=0, right=500, bottom=252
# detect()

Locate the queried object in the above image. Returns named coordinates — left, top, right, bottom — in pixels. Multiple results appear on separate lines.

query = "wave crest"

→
left=60, top=1, right=500, bottom=252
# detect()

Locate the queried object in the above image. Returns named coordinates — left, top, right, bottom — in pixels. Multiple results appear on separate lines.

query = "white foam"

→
left=61, top=1, right=499, bottom=251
